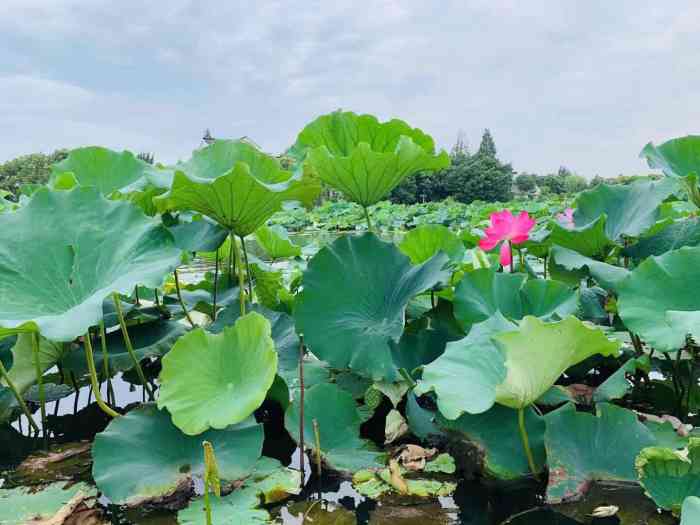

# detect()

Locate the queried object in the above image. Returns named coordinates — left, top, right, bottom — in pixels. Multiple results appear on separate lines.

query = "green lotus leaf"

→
left=241, top=457, right=301, bottom=504
left=0, top=481, right=96, bottom=525
left=353, top=466, right=457, bottom=499
left=415, top=314, right=514, bottom=419
left=2, top=333, right=64, bottom=395
left=398, top=224, right=465, bottom=264
left=60, top=319, right=186, bottom=377
left=623, top=218, right=700, bottom=261
left=545, top=402, right=657, bottom=503
left=92, top=404, right=263, bottom=506
left=250, top=263, right=293, bottom=312
left=284, top=382, right=383, bottom=474
left=593, top=355, right=650, bottom=402
left=617, top=246, right=700, bottom=351
left=0, top=335, right=14, bottom=370
left=50, top=146, right=157, bottom=195
left=636, top=438, right=700, bottom=515
left=453, top=269, right=578, bottom=331
left=0, top=187, right=181, bottom=341
left=574, top=178, right=678, bottom=242
left=682, top=496, right=700, bottom=524
left=549, top=215, right=612, bottom=258
left=290, top=111, right=449, bottom=207
left=641, top=136, right=700, bottom=178
left=549, top=245, right=629, bottom=291
left=295, top=233, right=448, bottom=381
left=169, top=218, right=229, bottom=253
left=405, top=393, right=444, bottom=440
left=494, top=316, right=620, bottom=409
left=254, top=225, right=301, bottom=259
left=158, top=312, right=278, bottom=435
left=155, top=140, right=320, bottom=235
left=437, top=404, right=546, bottom=479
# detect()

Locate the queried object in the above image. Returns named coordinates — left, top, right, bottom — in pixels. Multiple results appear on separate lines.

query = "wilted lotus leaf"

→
left=636, top=438, right=700, bottom=515
left=398, top=224, right=465, bottom=264
left=289, top=110, right=449, bottom=207
left=158, top=312, right=278, bottom=435
left=155, top=140, right=320, bottom=236
left=295, top=233, right=448, bottom=381
left=92, top=405, right=263, bottom=506
left=284, top=382, right=383, bottom=474
left=254, top=225, right=301, bottom=260
left=0, top=481, right=96, bottom=525
left=545, top=403, right=657, bottom=503
left=617, top=246, right=700, bottom=351
left=0, top=187, right=181, bottom=341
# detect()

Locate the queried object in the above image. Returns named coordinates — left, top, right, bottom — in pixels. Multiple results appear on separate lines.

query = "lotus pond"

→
left=2, top=112, right=700, bottom=524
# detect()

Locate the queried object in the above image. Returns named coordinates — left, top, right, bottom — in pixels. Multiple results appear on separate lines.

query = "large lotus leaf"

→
left=254, top=225, right=301, bottom=259
left=0, top=481, right=96, bottom=525
left=593, top=355, right=650, bottom=402
left=549, top=245, right=629, bottom=291
left=398, top=224, right=465, bottom=264
left=636, top=438, right=700, bottom=515
left=295, top=233, right=448, bottom=381
left=414, top=314, right=514, bottom=419
left=50, top=146, right=156, bottom=195
left=290, top=111, right=449, bottom=206
left=545, top=402, right=657, bottom=503
left=574, top=178, right=678, bottom=242
left=169, top=218, right=229, bottom=253
left=494, top=316, right=620, bottom=409
left=623, top=218, right=700, bottom=261
left=641, top=136, right=700, bottom=178
left=682, top=496, right=700, bottom=524
left=453, top=269, right=578, bottom=331
left=158, top=312, right=277, bottom=435
left=92, top=404, right=263, bottom=506
left=617, top=246, right=700, bottom=351
left=155, top=140, right=320, bottom=235
left=437, top=404, right=546, bottom=479
left=2, top=333, right=64, bottom=394
left=284, top=382, right=383, bottom=474
left=0, top=187, right=181, bottom=341
left=549, top=215, right=612, bottom=258
left=60, top=319, right=186, bottom=377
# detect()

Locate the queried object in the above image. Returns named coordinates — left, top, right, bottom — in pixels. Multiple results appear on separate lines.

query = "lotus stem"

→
left=154, top=288, right=160, bottom=307
left=398, top=367, right=417, bottom=388
left=83, top=331, right=119, bottom=419
left=173, top=269, right=196, bottom=328
left=363, top=206, right=373, bottom=232
left=517, top=407, right=538, bottom=478
left=239, top=235, right=254, bottom=300
left=134, top=285, right=140, bottom=306
left=0, top=360, right=39, bottom=433
left=30, top=332, right=47, bottom=441
left=298, top=335, right=305, bottom=488
left=231, top=233, right=246, bottom=317
left=212, top=248, right=220, bottom=322
left=98, top=322, right=115, bottom=404
left=228, top=236, right=235, bottom=281
left=112, top=292, right=154, bottom=400
left=312, top=418, right=322, bottom=477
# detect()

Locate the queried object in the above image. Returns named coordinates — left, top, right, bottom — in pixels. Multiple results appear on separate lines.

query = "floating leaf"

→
left=0, top=187, right=181, bottom=341
left=92, top=404, right=263, bottom=506
left=0, top=481, right=96, bottom=525
left=545, top=403, right=657, bottom=503
left=254, top=225, right=301, bottom=259
left=398, top=224, right=465, bottom=264
left=158, top=312, right=278, bottom=435
left=295, top=233, right=448, bottom=381
left=290, top=111, right=449, bottom=207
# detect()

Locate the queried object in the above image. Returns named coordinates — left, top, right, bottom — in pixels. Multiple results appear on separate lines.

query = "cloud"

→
left=1, top=1, right=699, bottom=177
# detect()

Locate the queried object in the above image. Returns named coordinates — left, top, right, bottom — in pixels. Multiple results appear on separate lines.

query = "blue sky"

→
left=1, top=1, right=698, bottom=177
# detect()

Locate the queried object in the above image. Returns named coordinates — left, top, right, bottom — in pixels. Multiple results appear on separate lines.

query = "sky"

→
left=1, top=1, right=698, bottom=177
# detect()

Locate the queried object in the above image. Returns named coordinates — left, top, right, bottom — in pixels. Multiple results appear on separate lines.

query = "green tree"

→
left=515, top=173, right=537, bottom=193
left=563, top=174, right=588, bottom=193
left=0, top=150, right=68, bottom=197
left=477, top=128, right=497, bottom=158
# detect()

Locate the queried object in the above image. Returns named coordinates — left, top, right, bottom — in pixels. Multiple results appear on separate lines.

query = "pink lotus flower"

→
left=479, top=210, right=536, bottom=267
left=556, top=208, right=575, bottom=229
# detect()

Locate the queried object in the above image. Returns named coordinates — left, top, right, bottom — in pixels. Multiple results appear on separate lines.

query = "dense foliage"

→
left=0, top=149, right=68, bottom=196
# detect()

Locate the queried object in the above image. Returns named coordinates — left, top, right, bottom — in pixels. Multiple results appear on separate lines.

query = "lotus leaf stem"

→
left=112, top=293, right=154, bottom=400
left=298, top=335, right=305, bottom=488
left=231, top=234, right=246, bottom=317
left=212, top=248, right=220, bottom=322
left=30, top=332, right=47, bottom=441
left=398, top=367, right=417, bottom=388
left=363, top=206, right=373, bottom=232
left=98, top=322, right=115, bottom=404
left=517, top=407, right=538, bottom=478
left=0, top=360, right=39, bottom=433
left=173, top=269, right=196, bottom=328
left=312, top=418, right=322, bottom=477
left=239, top=235, right=254, bottom=300
left=83, top=331, right=120, bottom=419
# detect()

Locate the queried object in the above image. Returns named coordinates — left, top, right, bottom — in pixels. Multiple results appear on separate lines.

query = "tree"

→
left=563, top=174, right=588, bottom=193
left=477, top=128, right=497, bottom=158
left=515, top=173, right=537, bottom=193
left=444, top=150, right=513, bottom=203
left=0, top=150, right=68, bottom=197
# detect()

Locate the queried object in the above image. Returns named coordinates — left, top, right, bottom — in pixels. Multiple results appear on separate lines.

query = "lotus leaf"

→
left=682, top=496, right=700, bottom=525
left=617, top=246, right=700, bottom=351
left=289, top=111, right=449, bottom=207
left=155, top=140, right=320, bottom=235
left=549, top=215, right=612, bottom=258
left=157, top=312, right=277, bottom=435
left=2, top=333, right=64, bottom=395
left=623, top=218, right=700, bottom=261
left=398, top=224, right=465, bottom=264
left=169, top=218, right=229, bottom=253
left=593, top=356, right=650, bottom=402
left=641, top=136, right=700, bottom=178
left=405, top=393, right=443, bottom=440
left=242, top=457, right=301, bottom=504
left=575, top=177, right=678, bottom=242
left=0, top=187, right=181, bottom=341
left=545, top=402, right=657, bottom=503
left=453, top=269, right=577, bottom=330
left=295, top=233, right=448, bottom=381
left=284, top=382, right=383, bottom=474
left=0, top=481, right=96, bottom=525
left=353, top=467, right=457, bottom=499
left=636, top=438, right=700, bottom=515
left=92, top=404, right=263, bottom=505
left=437, top=404, right=546, bottom=479
left=550, top=245, right=629, bottom=291
left=254, top=225, right=301, bottom=259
